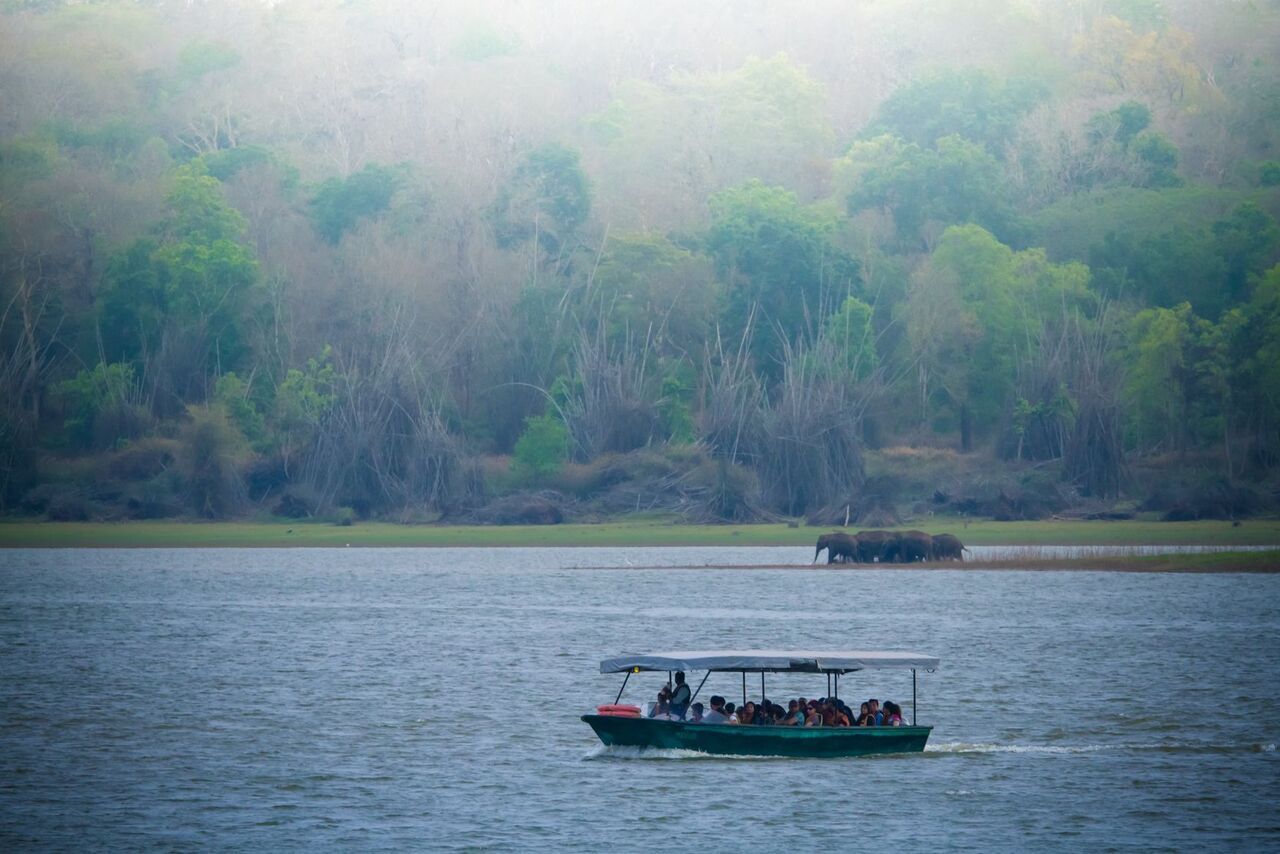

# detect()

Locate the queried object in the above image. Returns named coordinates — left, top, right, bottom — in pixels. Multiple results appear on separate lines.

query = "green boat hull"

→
left=582, top=715, right=932, bottom=757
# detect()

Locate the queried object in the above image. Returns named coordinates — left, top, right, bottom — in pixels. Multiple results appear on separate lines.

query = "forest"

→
left=1, top=0, right=1278, bottom=525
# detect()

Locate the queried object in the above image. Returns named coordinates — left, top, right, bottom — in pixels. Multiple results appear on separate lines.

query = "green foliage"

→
left=0, top=135, right=57, bottom=184
left=1087, top=101, right=1152, bottom=146
left=309, top=163, right=400, bottom=244
left=51, top=117, right=147, bottom=160
left=1223, top=265, right=1280, bottom=454
left=847, top=134, right=1015, bottom=246
left=201, top=145, right=278, bottom=182
left=709, top=180, right=858, bottom=371
left=589, top=234, right=717, bottom=353
left=214, top=372, right=265, bottom=447
left=492, top=144, right=591, bottom=253
left=658, top=363, right=697, bottom=445
left=818, top=296, right=878, bottom=382
left=177, top=41, right=241, bottom=80
left=921, top=225, right=1095, bottom=445
left=274, top=347, right=336, bottom=456
left=867, top=67, right=1047, bottom=155
left=50, top=362, right=138, bottom=451
left=450, top=21, right=519, bottom=61
left=1260, top=161, right=1280, bottom=187
left=1212, top=202, right=1280, bottom=301
left=512, top=414, right=568, bottom=481
left=177, top=404, right=247, bottom=518
left=1088, top=228, right=1222, bottom=313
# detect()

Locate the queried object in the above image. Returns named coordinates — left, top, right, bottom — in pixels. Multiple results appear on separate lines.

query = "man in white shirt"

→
left=700, top=695, right=729, bottom=724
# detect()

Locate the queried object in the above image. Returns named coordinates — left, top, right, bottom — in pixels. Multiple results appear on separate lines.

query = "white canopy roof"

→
left=599, top=649, right=940, bottom=674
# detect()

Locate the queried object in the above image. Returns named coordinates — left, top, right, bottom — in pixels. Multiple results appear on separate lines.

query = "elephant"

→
left=879, top=530, right=932, bottom=563
left=852, top=530, right=894, bottom=563
left=931, top=533, right=966, bottom=561
left=814, top=532, right=857, bottom=564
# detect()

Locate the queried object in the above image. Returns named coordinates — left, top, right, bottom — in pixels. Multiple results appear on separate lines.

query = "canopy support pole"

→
left=690, top=671, right=710, bottom=703
left=614, top=671, right=631, bottom=705
left=834, top=672, right=839, bottom=703
left=912, top=669, right=917, bottom=726
left=742, top=672, right=746, bottom=707
left=761, top=672, right=765, bottom=703
left=826, top=672, right=831, bottom=697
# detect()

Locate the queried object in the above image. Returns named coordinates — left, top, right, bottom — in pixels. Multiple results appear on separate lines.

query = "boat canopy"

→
left=599, top=650, right=940, bottom=674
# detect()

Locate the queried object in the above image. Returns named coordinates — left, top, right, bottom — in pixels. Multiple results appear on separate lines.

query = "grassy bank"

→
left=2, top=517, right=1280, bottom=548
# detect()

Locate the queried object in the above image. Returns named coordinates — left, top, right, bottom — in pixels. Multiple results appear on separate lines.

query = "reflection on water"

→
left=1, top=548, right=1278, bottom=850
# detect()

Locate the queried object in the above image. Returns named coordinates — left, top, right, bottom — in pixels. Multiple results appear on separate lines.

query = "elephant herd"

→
left=814, top=530, right=967, bottom=564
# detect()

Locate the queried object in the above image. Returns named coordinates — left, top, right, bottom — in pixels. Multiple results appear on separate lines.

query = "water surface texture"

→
left=2, top=547, right=1277, bottom=850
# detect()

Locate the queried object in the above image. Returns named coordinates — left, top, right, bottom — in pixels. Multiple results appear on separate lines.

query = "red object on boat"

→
left=596, top=704, right=642, bottom=717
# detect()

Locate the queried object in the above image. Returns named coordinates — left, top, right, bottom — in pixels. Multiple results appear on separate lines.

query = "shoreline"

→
left=566, top=553, right=1280, bottom=573
left=2, top=518, right=1280, bottom=552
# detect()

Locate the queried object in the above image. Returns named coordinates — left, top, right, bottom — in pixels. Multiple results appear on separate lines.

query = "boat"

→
left=581, top=649, right=939, bottom=758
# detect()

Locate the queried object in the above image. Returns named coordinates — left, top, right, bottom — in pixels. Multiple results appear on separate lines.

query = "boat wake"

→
left=582, top=745, right=771, bottom=761
left=927, top=741, right=1279, bottom=756
left=926, top=742, right=1106, bottom=755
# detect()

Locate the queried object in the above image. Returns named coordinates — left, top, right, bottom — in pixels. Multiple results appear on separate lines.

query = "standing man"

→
left=669, top=671, right=692, bottom=719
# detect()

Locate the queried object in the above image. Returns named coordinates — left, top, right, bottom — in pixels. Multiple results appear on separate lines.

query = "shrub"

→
left=177, top=405, right=249, bottom=518
left=49, top=362, right=143, bottom=451
left=512, top=414, right=568, bottom=482
left=108, top=438, right=180, bottom=481
left=47, top=489, right=92, bottom=521
left=333, top=505, right=355, bottom=526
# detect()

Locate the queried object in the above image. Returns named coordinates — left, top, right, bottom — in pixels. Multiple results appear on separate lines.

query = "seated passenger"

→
left=689, top=702, right=705, bottom=723
left=868, top=698, right=882, bottom=726
left=724, top=702, right=738, bottom=723
left=739, top=701, right=756, bottom=725
left=884, top=701, right=903, bottom=726
left=804, top=702, right=822, bottom=727
left=785, top=699, right=805, bottom=726
left=701, top=695, right=729, bottom=724
left=648, top=686, right=672, bottom=719
left=856, top=702, right=871, bottom=726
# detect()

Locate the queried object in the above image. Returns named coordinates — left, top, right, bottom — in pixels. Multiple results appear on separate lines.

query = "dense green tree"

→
left=512, top=413, right=568, bottom=481
left=309, top=163, right=400, bottom=244
left=708, top=180, right=859, bottom=373
left=866, top=67, right=1047, bottom=156
left=1212, top=202, right=1280, bottom=302
left=492, top=144, right=591, bottom=255
left=98, top=163, right=258, bottom=403
left=847, top=134, right=1016, bottom=247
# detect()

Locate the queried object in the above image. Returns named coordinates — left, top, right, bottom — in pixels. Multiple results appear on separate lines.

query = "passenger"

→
left=820, top=700, right=836, bottom=727
left=804, top=702, right=822, bottom=727
left=739, top=701, right=756, bottom=725
left=856, top=702, right=871, bottom=726
left=702, top=695, right=729, bottom=724
left=868, top=698, right=882, bottom=726
left=689, top=702, right=705, bottom=723
left=833, top=704, right=851, bottom=727
left=649, top=686, right=672, bottom=719
left=669, top=671, right=692, bottom=720
left=785, top=699, right=804, bottom=726
left=884, top=701, right=903, bottom=726
left=724, top=702, right=738, bottom=723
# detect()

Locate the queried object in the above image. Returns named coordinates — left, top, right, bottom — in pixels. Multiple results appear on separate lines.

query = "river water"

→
left=2, top=547, right=1277, bottom=850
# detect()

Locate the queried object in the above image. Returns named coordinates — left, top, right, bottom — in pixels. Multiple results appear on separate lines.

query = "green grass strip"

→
left=1, top=517, right=1279, bottom=548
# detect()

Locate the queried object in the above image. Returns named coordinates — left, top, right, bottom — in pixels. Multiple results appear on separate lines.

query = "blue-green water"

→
left=2, top=548, right=1277, bottom=850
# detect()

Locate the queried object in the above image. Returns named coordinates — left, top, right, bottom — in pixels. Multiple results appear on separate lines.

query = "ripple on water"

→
left=1, top=546, right=1278, bottom=850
